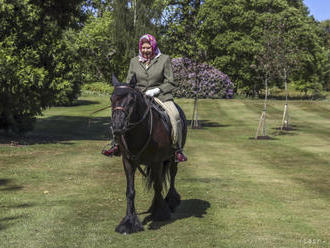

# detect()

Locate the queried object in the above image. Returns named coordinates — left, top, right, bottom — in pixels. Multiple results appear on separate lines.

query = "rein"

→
left=120, top=106, right=153, bottom=161
left=112, top=86, right=153, bottom=168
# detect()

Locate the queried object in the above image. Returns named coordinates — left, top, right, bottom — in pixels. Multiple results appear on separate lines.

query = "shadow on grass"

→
left=248, top=136, right=279, bottom=140
left=258, top=94, right=326, bottom=101
left=142, top=199, right=211, bottom=230
left=0, top=179, right=28, bottom=231
left=271, top=125, right=300, bottom=136
left=0, top=179, right=23, bottom=191
left=54, top=99, right=101, bottom=107
left=0, top=215, right=26, bottom=231
left=0, top=116, right=112, bottom=145
left=272, top=124, right=299, bottom=131
left=186, top=120, right=229, bottom=128
left=70, top=99, right=100, bottom=106
left=0, top=215, right=28, bottom=231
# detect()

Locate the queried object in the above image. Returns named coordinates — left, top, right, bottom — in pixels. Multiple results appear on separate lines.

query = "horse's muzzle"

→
left=112, top=111, right=126, bottom=135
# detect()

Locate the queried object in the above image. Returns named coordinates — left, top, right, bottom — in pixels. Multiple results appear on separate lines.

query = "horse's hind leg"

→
left=149, top=163, right=171, bottom=221
left=115, top=157, right=144, bottom=234
left=165, top=161, right=181, bottom=212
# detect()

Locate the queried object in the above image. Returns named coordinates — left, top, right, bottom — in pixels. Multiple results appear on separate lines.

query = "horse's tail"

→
left=144, top=160, right=171, bottom=192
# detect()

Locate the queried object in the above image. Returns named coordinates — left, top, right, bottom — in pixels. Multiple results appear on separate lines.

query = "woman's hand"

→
left=145, top=88, right=160, bottom=97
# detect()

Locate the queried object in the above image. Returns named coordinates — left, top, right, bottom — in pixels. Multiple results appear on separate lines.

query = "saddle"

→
left=150, top=98, right=172, bottom=135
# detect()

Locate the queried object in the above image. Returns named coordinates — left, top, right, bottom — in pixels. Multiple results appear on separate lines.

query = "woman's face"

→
left=141, top=42, right=152, bottom=58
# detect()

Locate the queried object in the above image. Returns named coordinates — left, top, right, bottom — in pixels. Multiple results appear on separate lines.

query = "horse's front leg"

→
left=115, top=157, right=144, bottom=234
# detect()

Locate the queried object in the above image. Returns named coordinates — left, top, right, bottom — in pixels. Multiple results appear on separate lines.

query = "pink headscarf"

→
left=138, top=34, right=161, bottom=62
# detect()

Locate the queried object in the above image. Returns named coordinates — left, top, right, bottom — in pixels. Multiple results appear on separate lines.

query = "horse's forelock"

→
left=113, top=87, right=130, bottom=97
left=113, top=85, right=143, bottom=98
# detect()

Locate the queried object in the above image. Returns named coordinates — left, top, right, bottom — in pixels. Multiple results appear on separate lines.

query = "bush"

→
left=172, top=58, right=234, bottom=99
left=81, top=82, right=114, bottom=95
left=0, top=0, right=85, bottom=134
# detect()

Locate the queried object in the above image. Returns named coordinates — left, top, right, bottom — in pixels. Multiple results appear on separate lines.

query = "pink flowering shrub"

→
left=172, top=57, right=234, bottom=99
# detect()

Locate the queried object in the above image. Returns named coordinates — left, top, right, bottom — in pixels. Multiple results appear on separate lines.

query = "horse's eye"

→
left=127, top=95, right=135, bottom=106
left=128, top=99, right=134, bottom=106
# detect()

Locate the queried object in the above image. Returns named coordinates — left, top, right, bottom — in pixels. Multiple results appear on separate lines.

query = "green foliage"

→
left=191, top=0, right=328, bottom=96
left=65, top=11, right=114, bottom=83
left=0, top=0, right=85, bottom=133
left=2, top=0, right=330, bottom=136
left=110, top=0, right=165, bottom=81
left=160, top=0, right=204, bottom=60
left=69, top=1, right=165, bottom=83
left=323, top=49, right=330, bottom=91
left=81, top=82, right=114, bottom=95
left=319, top=20, right=330, bottom=91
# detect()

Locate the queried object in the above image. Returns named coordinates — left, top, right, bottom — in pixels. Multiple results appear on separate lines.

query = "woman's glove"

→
left=145, top=88, right=160, bottom=97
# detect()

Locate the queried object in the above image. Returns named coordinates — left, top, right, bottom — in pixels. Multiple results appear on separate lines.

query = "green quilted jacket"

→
left=126, top=54, right=177, bottom=102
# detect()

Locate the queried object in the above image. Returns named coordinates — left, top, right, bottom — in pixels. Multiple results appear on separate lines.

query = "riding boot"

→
left=102, top=143, right=121, bottom=157
left=175, top=150, right=187, bottom=162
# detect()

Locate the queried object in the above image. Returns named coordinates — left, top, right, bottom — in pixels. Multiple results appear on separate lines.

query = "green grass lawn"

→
left=1, top=96, right=330, bottom=248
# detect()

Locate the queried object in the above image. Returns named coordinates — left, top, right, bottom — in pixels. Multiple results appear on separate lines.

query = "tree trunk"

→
left=255, top=76, right=268, bottom=139
left=262, top=77, right=268, bottom=136
left=281, top=68, right=289, bottom=130
left=191, top=97, right=200, bottom=129
left=133, top=0, right=137, bottom=28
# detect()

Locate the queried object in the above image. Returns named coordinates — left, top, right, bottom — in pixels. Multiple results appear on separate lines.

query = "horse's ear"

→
left=112, top=73, right=120, bottom=86
left=129, top=74, right=137, bottom=89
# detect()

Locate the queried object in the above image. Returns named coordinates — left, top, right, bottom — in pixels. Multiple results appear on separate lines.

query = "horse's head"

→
left=110, top=74, right=142, bottom=135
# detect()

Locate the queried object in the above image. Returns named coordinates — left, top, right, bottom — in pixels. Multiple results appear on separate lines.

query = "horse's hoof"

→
left=115, top=215, right=144, bottom=234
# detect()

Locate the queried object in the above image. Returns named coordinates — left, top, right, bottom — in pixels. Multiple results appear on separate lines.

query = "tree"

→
left=111, top=0, right=165, bottom=81
left=252, top=19, right=279, bottom=139
left=61, top=0, right=166, bottom=87
left=0, top=0, right=85, bottom=133
left=197, top=0, right=326, bottom=97
left=198, top=0, right=260, bottom=96
left=320, top=20, right=330, bottom=91
left=271, top=17, right=301, bottom=130
left=160, top=0, right=204, bottom=57
left=161, top=0, right=206, bottom=128
left=64, top=11, right=115, bottom=83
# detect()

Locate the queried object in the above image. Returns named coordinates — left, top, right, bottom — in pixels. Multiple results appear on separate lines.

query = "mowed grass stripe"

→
left=181, top=99, right=330, bottom=246
left=1, top=96, right=330, bottom=248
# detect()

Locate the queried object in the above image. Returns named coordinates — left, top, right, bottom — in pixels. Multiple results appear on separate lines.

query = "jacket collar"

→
left=139, top=54, right=161, bottom=71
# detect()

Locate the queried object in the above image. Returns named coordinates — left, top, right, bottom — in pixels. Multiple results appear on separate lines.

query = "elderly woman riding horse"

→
left=103, top=34, right=187, bottom=162
left=104, top=34, right=188, bottom=234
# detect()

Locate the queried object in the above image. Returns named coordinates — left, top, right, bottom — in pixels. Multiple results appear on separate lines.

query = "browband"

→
left=115, top=85, right=131, bottom=89
left=113, top=106, right=126, bottom=111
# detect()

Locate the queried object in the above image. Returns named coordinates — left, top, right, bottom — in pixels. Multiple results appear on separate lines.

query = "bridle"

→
left=112, top=86, right=151, bottom=133
left=111, top=85, right=153, bottom=163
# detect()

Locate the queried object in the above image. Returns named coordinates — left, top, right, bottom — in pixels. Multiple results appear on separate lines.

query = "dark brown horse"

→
left=110, top=75, right=187, bottom=234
